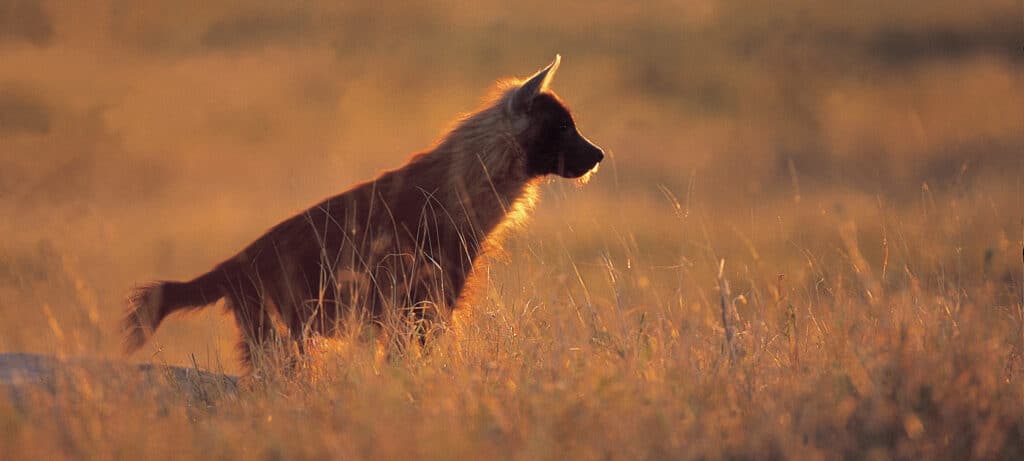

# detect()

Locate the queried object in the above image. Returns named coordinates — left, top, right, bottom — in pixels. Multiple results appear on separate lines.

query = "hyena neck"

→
left=429, top=94, right=540, bottom=255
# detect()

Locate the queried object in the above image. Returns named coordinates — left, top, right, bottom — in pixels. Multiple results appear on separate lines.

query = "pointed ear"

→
left=508, top=55, right=561, bottom=115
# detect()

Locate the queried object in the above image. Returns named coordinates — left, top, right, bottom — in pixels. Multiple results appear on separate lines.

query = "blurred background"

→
left=1, top=0, right=1022, bottom=371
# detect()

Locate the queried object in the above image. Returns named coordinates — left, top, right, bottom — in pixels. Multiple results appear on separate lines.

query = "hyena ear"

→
left=508, top=54, right=561, bottom=115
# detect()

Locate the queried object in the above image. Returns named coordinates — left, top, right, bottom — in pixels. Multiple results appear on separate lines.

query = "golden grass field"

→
left=1, top=0, right=1023, bottom=458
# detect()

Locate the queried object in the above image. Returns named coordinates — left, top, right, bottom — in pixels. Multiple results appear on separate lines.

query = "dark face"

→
left=520, top=93, right=604, bottom=179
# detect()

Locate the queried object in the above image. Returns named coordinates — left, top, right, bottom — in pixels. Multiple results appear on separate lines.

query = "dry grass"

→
left=2, top=0, right=1024, bottom=459
left=5, top=192, right=1024, bottom=459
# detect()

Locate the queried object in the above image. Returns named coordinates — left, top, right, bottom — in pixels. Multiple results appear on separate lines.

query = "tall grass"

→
left=4, top=184, right=1023, bottom=459
left=2, top=0, right=1023, bottom=458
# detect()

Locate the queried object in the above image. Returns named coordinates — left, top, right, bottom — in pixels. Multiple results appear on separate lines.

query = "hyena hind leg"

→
left=226, top=293, right=288, bottom=373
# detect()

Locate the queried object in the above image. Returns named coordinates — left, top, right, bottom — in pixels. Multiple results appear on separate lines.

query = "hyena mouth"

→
left=556, top=163, right=595, bottom=180
left=561, top=155, right=602, bottom=180
left=575, top=161, right=600, bottom=185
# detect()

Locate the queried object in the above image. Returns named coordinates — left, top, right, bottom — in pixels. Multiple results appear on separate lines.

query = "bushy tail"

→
left=123, top=268, right=227, bottom=353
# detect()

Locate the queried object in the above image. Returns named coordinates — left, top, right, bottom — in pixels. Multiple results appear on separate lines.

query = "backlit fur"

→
left=123, top=57, right=604, bottom=369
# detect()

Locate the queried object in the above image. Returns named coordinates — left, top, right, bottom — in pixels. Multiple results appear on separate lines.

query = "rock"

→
left=0, top=352, right=237, bottom=403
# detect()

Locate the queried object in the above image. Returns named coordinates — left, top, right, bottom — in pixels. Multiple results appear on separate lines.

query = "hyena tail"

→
left=122, top=267, right=228, bottom=354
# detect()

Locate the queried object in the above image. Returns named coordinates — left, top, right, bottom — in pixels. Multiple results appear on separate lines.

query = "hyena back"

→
left=123, top=55, right=604, bottom=369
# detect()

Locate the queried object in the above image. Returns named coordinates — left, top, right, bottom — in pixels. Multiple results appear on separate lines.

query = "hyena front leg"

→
left=401, top=268, right=460, bottom=350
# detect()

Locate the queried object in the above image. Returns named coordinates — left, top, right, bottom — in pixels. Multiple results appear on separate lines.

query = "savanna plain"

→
left=1, top=1, right=1023, bottom=459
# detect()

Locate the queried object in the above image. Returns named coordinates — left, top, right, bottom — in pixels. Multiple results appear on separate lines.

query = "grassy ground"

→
left=1, top=0, right=1023, bottom=458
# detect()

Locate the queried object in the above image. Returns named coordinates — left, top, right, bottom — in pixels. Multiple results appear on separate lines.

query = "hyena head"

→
left=507, top=55, right=605, bottom=179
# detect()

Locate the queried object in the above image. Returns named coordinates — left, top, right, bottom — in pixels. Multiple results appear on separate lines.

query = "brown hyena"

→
left=123, top=55, right=604, bottom=369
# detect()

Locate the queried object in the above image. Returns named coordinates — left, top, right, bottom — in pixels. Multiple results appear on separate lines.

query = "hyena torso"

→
left=124, top=55, right=604, bottom=369
left=220, top=152, right=535, bottom=363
